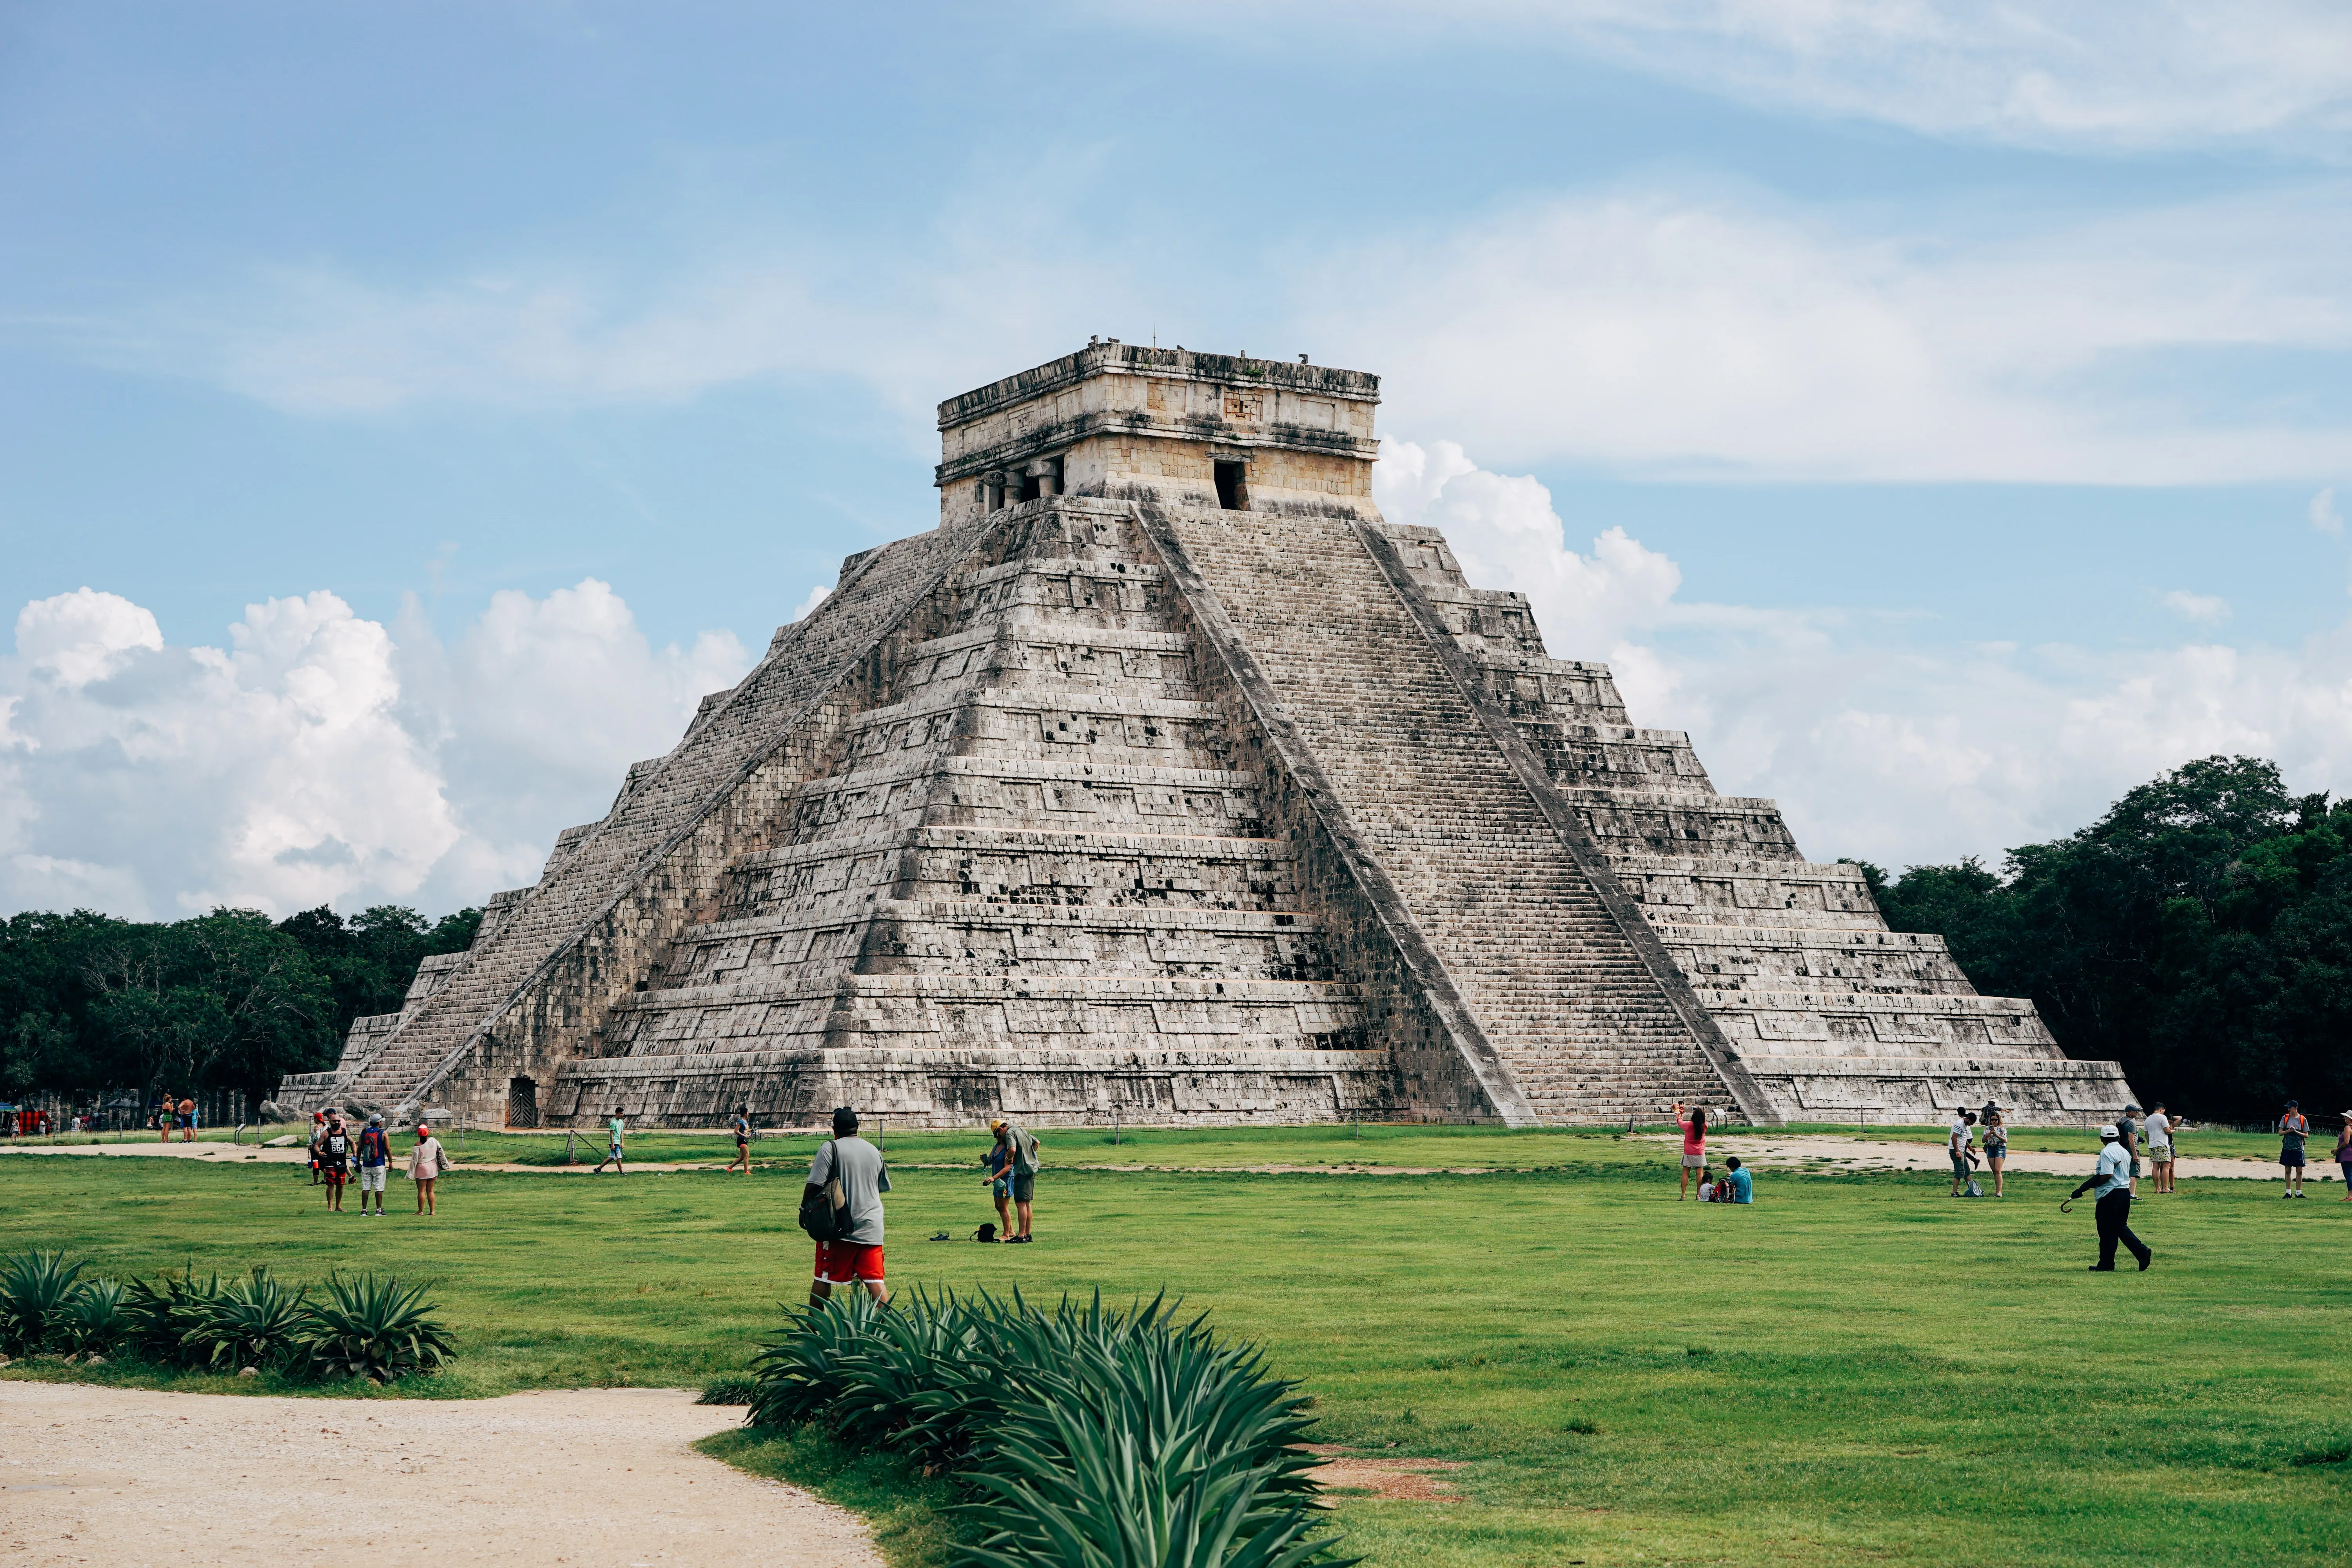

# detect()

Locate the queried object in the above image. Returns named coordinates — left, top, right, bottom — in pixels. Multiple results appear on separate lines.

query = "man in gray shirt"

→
left=806, top=1105, right=890, bottom=1307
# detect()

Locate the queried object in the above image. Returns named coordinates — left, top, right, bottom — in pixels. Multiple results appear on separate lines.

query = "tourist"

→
left=409, top=1123, right=449, bottom=1214
left=355, top=1114, right=392, bottom=1216
left=728, top=1107, right=753, bottom=1176
left=2068, top=1123, right=2151, bottom=1271
left=307, top=1111, right=327, bottom=1185
left=156, top=1093, right=173, bottom=1143
left=2333, top=1112, right=2352, bottom=1202
left=997, top=1117, right=1042, bottom=1242
left=1672, top=1101, right=1707, bottom=1200
left=593, top=1107, right=626, bottom=1174
left=178, top=1095, right=196, bottom=1142
left=981, top=1125, right=1014, bottom=1240
left=1722, top=1156, right=1753, bottom=1203
left=2145, top=1102, right=2175, bottom=1195
left=1697, top=1167, right=1718, bottom=1202
left=320, top=1113, right=352, bottom=1213
left=1948, top=1109, right=1978, bottom=1197
left=2117, top=1103, right=2142, bottom=1193
left=2279, top=1100, right=2310, bottom=1198
left=1982, top=1103, right=2010, bottom=1198
left=806, top=1106, right=890, bottom=1307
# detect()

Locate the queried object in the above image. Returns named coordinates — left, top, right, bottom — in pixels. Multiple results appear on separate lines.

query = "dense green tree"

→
left=1874, top=755, right=2352, bottom=1122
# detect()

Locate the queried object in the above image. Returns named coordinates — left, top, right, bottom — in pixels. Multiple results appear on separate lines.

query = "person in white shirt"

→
left=1947, top=1111, right=1978, bottom=1196
left=2145, top=1102, right=2176, bottom=1194
left=2067, top=1123, right=2151, bottom=1271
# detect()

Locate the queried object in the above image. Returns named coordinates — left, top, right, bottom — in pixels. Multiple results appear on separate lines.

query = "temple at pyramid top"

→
left=935, top=343, right=1383, bottom=524
left=276, top=342, right=2136, bottom=1132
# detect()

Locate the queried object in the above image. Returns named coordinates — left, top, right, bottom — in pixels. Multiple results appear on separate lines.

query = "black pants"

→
left=2095, top=1190, right=2150, bottom=1269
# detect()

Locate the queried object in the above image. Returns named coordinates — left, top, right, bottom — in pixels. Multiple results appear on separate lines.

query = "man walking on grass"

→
left=593, top=1107, right=626, bottom=1174
left=2069, top=1123, right=2151, bottom=1272
left=806, top=1106, right=889, bottom=1307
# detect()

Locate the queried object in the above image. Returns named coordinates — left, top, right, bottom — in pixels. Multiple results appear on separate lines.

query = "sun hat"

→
left=2098, top=1123, right=2120, bottom=1139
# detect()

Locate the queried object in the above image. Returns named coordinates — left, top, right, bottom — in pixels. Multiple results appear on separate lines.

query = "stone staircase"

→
left=1155, top=505, right=1736, bottom=1124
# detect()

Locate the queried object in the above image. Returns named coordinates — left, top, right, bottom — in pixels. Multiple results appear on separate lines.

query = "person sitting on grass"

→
left=807, top=1105, right=890, bottom=1307
left=1673, top=1101, right=1707, bottom=1200
left=1697, top=1167, right=1718, bottom=1203
left=593, top=1107, right=626, bottom=1175
left=1722, top=1156, right=1753, bottom=1204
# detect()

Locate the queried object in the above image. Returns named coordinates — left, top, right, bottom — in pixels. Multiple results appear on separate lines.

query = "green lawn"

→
left=3, top=1129, right=2346, bottom=1568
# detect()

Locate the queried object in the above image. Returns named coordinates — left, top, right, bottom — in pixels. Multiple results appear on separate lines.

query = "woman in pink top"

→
left=1674, top=1100, right=1708, bottom=1200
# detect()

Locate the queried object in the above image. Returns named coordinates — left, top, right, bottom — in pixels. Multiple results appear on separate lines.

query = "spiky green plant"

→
left=187, top=1269, right=309, bottom=1372
left=53, top=1278, right=128, bottom=1355
left=0, top=1249, right=86, bottom=1354
left=298, top=1273, right=455, bottom=1383
left=119, top=1270, right=229, bottom=1367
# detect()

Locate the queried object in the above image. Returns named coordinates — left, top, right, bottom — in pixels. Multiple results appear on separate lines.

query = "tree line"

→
left=1859, top=754, right=2352, bottom=1122
left=1, top=904, right=479, bottom=1107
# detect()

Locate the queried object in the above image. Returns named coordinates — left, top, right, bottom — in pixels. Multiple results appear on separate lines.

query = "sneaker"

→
left=2138, top=1253, right=2152, bottom=1271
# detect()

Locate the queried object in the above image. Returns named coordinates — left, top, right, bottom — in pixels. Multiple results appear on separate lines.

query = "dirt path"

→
left=1668, top=1132, right=2325, bottom=1185
left=0, top=1383, right=876, bottom=1568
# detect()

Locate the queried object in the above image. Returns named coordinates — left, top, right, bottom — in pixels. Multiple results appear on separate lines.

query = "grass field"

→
left=4, top=1126, right=2347, bottom=1568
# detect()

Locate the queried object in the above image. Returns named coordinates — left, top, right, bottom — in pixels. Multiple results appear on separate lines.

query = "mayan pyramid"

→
left=279, top=343, right=2135, bottom=1129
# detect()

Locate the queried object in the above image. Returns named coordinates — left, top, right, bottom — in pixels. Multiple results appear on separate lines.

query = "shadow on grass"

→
left=695, top=1422, right=974, bottom=1568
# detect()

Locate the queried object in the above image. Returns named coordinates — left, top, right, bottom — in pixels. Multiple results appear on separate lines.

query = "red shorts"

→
left=324, top=1169, right=347, bottom=1187
left=814, top=1241, right=884, bottom=1283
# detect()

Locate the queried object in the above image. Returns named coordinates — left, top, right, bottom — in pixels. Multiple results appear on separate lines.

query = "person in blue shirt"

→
left=2068, top=1123, right=2151, bottom=1271
left=1722, top=1157, right=1753, bottom=1203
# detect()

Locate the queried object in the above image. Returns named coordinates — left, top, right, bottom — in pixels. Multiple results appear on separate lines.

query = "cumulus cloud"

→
left=0, top=583, right=750, bottom=922
left=1374, top=439, right=2352, bottom=869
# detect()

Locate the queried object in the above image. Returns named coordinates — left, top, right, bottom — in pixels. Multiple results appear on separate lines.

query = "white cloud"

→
left=1200, top=1, right=2352, bottom=152
left=2160, top=590, right=2232, bottom=624
left=2314, top=486, right=2345, bottom=537
left=1327, top=186, right=2352, bottom=483
left=1375, top=440, right=2352, bottom=868
left=788, top=584, right=832, bottom=623
left=0, top=582, right=750, bottom=922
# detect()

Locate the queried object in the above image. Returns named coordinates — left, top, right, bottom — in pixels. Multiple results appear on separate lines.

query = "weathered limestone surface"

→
left=279, top=343, right=2133, bottom=1127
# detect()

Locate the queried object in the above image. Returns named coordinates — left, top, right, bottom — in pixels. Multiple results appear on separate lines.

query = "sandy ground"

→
left=0, top=1383, right=877, bottom=1568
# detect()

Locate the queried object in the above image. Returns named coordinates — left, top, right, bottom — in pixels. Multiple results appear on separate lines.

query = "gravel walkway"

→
left=0, top=1383, right=877, bottom=1568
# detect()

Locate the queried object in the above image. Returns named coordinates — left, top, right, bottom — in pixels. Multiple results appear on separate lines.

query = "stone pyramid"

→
left=280, top=343, right=2134, bottom=1128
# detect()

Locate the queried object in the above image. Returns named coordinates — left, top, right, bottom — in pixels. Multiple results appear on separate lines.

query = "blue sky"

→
left=5, top=2, right=2352, bottom=920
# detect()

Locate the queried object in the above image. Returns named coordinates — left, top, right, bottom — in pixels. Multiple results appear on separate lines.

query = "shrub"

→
left=53, top=1279, right=128, bottom=1356
left=747, top=1290, right=1348, bottom=1568
left=0, top=1250, right=87, bottom=1355
left=299, top=1273, right=456, bottom=1383
left=120, top=1272, right=214, bottom=1366
left=187, top=1269, right=309, bottom=1372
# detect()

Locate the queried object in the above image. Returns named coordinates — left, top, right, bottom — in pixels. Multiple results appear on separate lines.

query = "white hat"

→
left=2098, top=1122, right=2120, bottom=1139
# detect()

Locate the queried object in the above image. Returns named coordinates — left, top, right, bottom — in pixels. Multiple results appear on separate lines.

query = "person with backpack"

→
left=355, top=1114, right=392, bottom=1216
left=803, top=1106, right=890, bottom=1307
left=993, top=1118, right=1042, bottom=1242
left=1721, top=1156, right=1753, bottom=1203
left=1672, top=1101, right=1707, bottom=1200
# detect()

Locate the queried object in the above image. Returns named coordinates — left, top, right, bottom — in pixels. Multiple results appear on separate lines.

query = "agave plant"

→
left=120, top=1271, right=226, bottom=1367
left=186, top=1269, right=308, bottom=1372
left=298, top=1273, right=456, bottom=1383
left=52, top=1278, right=128, bottom=1356
left=0, top=1249, right=86, bottom=1354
